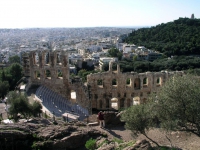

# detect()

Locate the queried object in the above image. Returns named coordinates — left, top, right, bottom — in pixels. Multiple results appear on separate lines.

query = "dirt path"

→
left=91, top=125, right=200, bottom=150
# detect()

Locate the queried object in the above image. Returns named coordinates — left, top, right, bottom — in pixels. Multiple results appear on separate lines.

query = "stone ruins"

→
left=23, top=50, right=184, bottom=113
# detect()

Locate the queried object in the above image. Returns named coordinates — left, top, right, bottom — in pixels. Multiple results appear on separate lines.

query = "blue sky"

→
left=0, top=0, right=199, bottom=28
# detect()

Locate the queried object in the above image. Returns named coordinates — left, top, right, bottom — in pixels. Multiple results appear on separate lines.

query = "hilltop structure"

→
left=22, top=50, right=184, bottom=114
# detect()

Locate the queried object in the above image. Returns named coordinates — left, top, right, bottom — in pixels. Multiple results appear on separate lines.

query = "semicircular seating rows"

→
left=35, top=85, right=89, bottom=121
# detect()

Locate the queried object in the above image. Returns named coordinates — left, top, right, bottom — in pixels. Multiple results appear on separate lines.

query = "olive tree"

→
left=155, top=74, right=200, bottom=136
left=7, top=91, right=42, bottom=121
left=121, top=104, right=159, bottom=146
left=122, top=74, right=200, bottom=146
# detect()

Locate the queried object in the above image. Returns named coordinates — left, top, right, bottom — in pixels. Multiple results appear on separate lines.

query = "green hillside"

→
left=124, top=18, right=200, bottom=56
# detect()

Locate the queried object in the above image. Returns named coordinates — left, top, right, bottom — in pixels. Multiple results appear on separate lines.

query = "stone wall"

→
left=87, top=61, right=184, bottom=110
left=22, top=50, right=184, bottom=112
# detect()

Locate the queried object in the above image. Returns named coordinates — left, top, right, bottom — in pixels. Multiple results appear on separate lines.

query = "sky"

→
left=0, top=0, right=199, bottom=28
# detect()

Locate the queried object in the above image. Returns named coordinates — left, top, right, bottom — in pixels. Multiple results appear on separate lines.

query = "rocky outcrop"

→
left=0, top=118, right=106, bottom=150
left=95, top=137, right=152, bottom=150
left=104, top=112, right=124, bottom=126
left=0, top=118, right=154, bottom=150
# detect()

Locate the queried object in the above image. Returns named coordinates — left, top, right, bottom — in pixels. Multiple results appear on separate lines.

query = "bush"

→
left=85, top=138, right=96, bottom=150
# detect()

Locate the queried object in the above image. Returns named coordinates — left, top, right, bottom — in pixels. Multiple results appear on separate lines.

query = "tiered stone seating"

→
left=35, top=85, right=89, bottom=120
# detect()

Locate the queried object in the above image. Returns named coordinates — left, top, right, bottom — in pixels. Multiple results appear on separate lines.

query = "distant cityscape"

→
left=0, top=27, right=162, bottom=70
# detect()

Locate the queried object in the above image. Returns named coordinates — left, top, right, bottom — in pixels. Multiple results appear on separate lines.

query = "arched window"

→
left=112, top=63, right=117, bottom=72
left=126, top=78, right=131, bottom=86
left=127, top=99, right=131, bottom=107
left=112, top=79, right=117, bottom=86
left=143, top=77, right=148, bottom=87
left=56, top=52, right=61, bottom=64
left=34, top=71, right=40, bottom=79
left=134, top=78, right=140, bottom=89
left=34, top=52, right=39, bottom=65
left=57, top=69, right=63, bottom=79
left=99, top=100, right=103, bottom=108
left=120, top=98, right=125, bottom=108
left=45, top=52, right=50, bottom=65
left=45, top=70, right=51, bottom=79
left=106, top=99, right=109, bottom=108
left=97, top=79, right=103, bottom=87
left=157, top=77, right=161, bottom=86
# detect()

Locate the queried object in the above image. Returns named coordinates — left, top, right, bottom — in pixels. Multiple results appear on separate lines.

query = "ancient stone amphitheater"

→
left=22, top=49, right=184, bottom=118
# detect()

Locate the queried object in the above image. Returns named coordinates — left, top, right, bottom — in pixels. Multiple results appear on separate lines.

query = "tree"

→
left=7, top=91, right=31, bottom=120
left=121, top=104, right=159, bottom=146
left=0, top=81, right=9, bottom=98
left=9, top=55, right=20, bottom=64
left=122, top=74, right=200, bottom=147
left=31, top=101, right=42, bottom=117
left=154, top=74, right=200, bottom=136
left=7, top=63, right=23, bottom=90
left=108, top=47, right=122, bottom=60
left=7, top=91, right=42, bottom=121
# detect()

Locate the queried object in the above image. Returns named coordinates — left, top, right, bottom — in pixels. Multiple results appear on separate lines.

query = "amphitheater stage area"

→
left=27, top=85, right=89, bottom=121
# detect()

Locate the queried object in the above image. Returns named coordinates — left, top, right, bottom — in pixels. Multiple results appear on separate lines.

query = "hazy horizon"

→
left=0, top=0, right=199, bottom=29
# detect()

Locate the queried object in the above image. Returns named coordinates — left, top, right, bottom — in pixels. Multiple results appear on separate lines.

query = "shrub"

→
left=85, top=138, right=96, bottom=150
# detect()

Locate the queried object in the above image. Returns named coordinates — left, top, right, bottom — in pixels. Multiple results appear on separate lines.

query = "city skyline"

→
left=0, top=0, right=199, bottom=29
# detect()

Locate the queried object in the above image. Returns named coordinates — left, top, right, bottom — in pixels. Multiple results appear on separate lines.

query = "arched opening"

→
left=126, top=78, right=131, bottom=86
left=111, top=98, right=118, bottom=110
left=34, top=70, right=40, bottom=80
left=106, top=99, right=109, bottom=108
left=34, top=52, right=39, bottom=65
left=157, top=77, right=161, bottom=86
left=71, top=90, right=76, bottom=103
left=45, top=52, right=50, bottom=65
left=143, top=77, right=148, bottom=87
left=45, top=70, right=51, bottom=79
left=97, top=79, right=103, bottom=87
left=57, top=69, right=63, bottom=79
left=127, top=98, right=131, bottom=107
left=134, top=78, right=140, bottom=89
left=120, top=98, right=125, bottom=109
left=112, top=79, right=117, bottom=86
left=99, top=100, right=103, bottom=109
left=112, top=63, right=117, bottom=72
left=131, top=93, right=134, bottom=97
left=56, top=52, right=61, bottom=65
left=133, top=96, right=140, bottom=105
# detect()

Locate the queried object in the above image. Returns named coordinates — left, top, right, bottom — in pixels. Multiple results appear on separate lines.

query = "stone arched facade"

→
left=87, top=61, right=184, bottom=110
left=23, top=50, right=184, bottom=112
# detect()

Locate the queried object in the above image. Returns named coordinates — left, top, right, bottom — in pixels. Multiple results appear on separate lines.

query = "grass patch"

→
left=112, top=138, right=123, bottom=144
left=85, top=138, right=96, bottom=150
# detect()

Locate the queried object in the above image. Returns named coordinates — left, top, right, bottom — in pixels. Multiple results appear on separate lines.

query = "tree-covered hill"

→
left=124, top=17, right=200, bottom=56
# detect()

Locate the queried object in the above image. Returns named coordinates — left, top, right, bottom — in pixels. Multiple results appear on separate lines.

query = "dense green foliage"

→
left=154, top=75, right=200, bottom=136
left=122, top=74, right=200, bottom=141
left=9, top=55, right=20, bottom=64
left=121, top=104, right=159, bottom=146
left=102, top=55, right=200, bottom=73
left=0, top=63, right=23, bottom=95
left=0, top=81, right=9, bottom=98
left=124, top=18, right=200, bottom=56
left=107, top=47, right=123, bottom=60
left=77, top=69, right=98, bottom=82
left=7, top=91, right=42, bottom=121
left=85, top=138, right=96, bottom=150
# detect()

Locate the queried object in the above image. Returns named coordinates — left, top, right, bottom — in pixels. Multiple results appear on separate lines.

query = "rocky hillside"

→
left=0, top=118, right=152, bottom=150
left=0, top=118, right=105, bottom=150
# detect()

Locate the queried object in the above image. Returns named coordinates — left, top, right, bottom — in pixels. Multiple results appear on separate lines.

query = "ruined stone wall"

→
left=23, top=50, right=184, bottom=112
left=22, top=50, right=90, bottom=112
left=87, top=61, right=184, bottom=110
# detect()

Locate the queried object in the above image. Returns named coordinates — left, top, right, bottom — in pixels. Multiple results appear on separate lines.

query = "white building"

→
left=99, top=57, right=118, bottom=71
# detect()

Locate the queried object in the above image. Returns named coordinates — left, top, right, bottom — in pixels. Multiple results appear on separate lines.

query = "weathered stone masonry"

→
left=23, top=50, right=184, bottom=112
left=87, top=61, right=184, bottom=110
